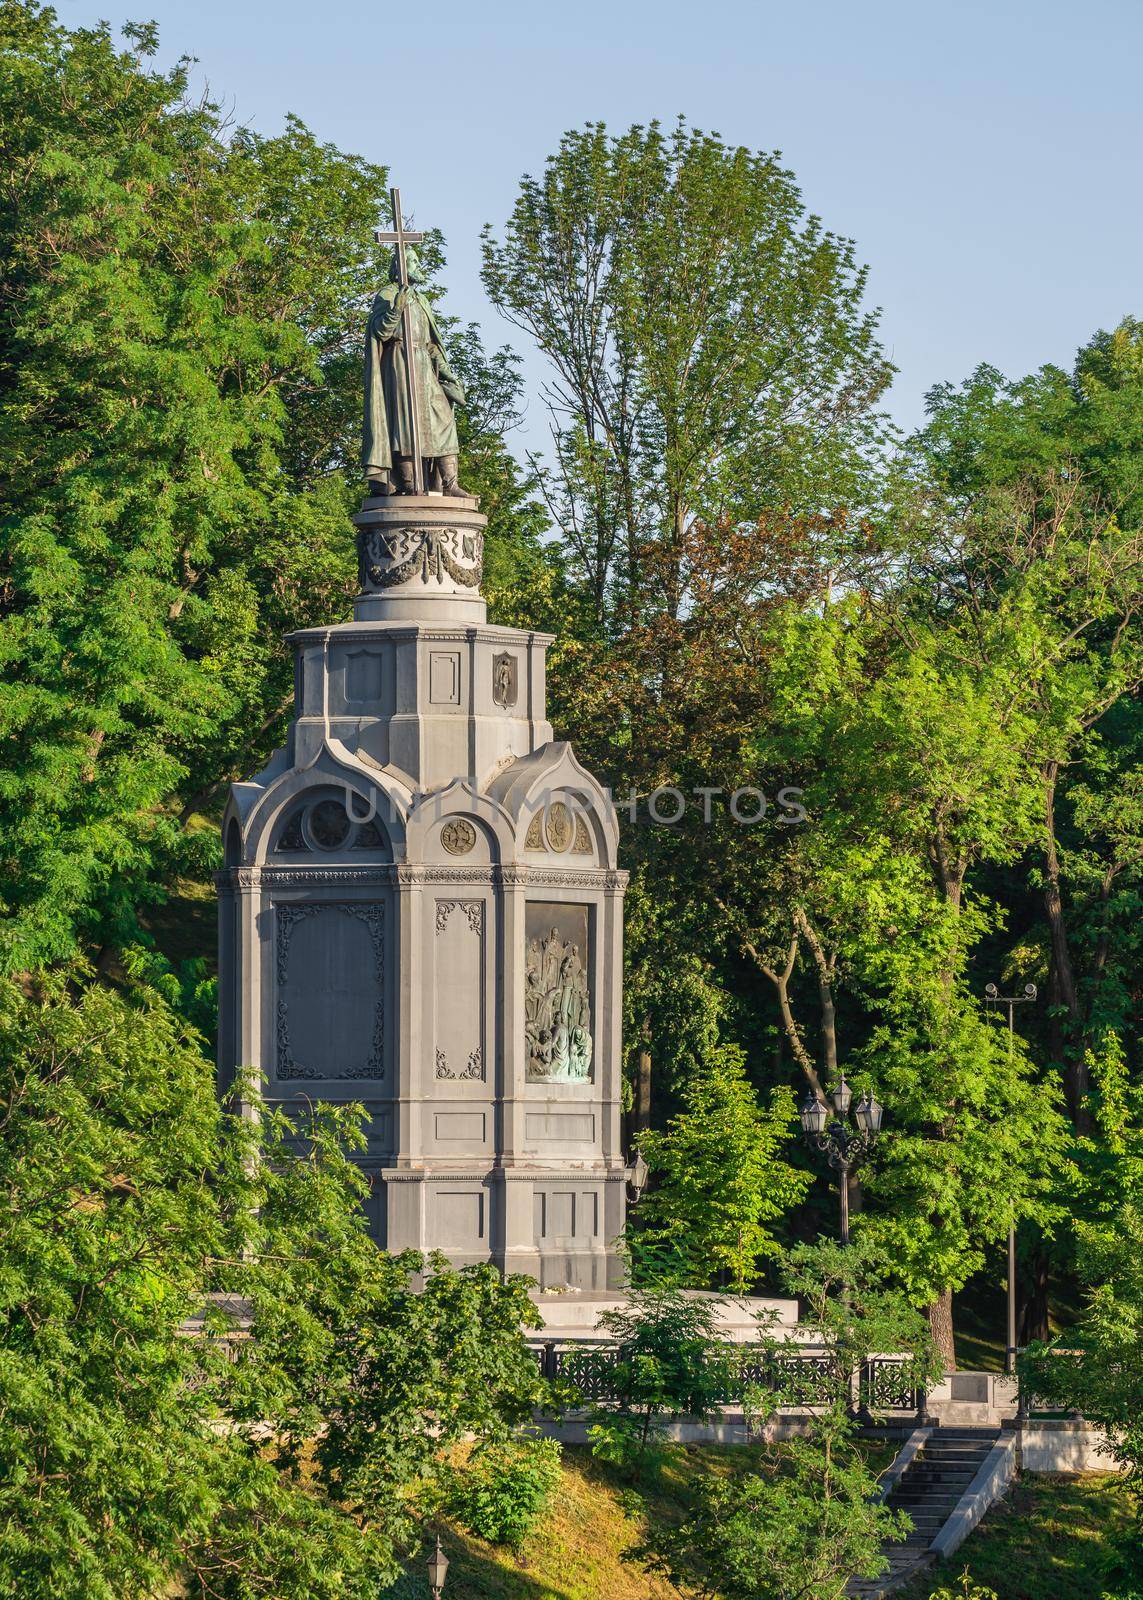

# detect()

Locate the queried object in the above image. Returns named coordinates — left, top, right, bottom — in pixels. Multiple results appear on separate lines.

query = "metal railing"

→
left=527, top=1339, right=925, bottom=1416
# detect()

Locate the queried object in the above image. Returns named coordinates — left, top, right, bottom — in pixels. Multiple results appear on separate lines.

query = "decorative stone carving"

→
left=437, top=1046, right=484, bottom=1081
left=276, top=901, right=385, bottom=1080
left=307, top=798, right=351, bottom=850
left=277, top=809, right=306, bottom=851
left=435, top=899, right=484, bottom=935
left=524, top=804, right=593, bottom=856
left=275, top=797, right=388, bottom=858
left=358, top=524, right=483, bottom=590
left=440, top=817, right=477, bottom=856
left=492, top=652, right=518, bottom=709
left=545, top=801, right=573, bottom=851
left=524, top=927, right=593, bottom=1083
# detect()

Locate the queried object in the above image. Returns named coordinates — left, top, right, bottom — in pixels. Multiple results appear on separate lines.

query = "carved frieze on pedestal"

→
left=354, top=496, right=485, bottom=600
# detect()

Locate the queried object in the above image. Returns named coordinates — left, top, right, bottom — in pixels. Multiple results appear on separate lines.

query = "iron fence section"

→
left=528, top=1340, right=924, bottom=1415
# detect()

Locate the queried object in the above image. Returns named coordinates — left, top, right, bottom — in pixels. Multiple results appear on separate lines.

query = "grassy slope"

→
left=896, top=1474, right=1134, bottom=1600
left=383, top=1448, right=676, bottom=1600
left=384, top=1457, right=1132, bottom=1600
left=384, top=1441, right=898, bottom=1600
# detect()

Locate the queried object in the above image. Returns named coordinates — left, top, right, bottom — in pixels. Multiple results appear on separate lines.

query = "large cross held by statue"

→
left=375, top=187, right=426, bottom=494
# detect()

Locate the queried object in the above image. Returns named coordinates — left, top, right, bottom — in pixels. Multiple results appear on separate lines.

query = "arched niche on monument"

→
left=407, top=780, right=512, bottom=867
left=520, top=792, right=604, bottom=864
left=269, top=784, right=394, bottom=862
left=237, top=778, right=396, bottom=1093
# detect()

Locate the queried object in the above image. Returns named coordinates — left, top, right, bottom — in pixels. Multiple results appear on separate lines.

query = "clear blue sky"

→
left=63, top=0, right=1143, bottom=452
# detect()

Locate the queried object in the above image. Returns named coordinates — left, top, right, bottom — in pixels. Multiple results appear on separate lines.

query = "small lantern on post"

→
left=800, top=1077, right=885, bottom=1244
left=427, top=1535, right=449, bottom=1599
left=626, top=1147, right=649, bottom=1202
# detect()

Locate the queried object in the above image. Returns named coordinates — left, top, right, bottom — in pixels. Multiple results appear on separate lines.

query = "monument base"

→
left=219, top=490, right=629, bottom=1287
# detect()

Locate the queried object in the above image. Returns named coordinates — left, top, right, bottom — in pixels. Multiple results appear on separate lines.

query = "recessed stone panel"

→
left=437, top=1190, right=484, bottom=1247
left=429, top=650, right=461, bottom=705
left=533, top=1189, right=600, bottom=1241
left=434, top=1112, right=486, bottom=1142
left=275, top=901, right=384, bottom=1080
left=525, top=1112, right=595, bottom=1142
left=345, top=648, right=383, bottom=703
left=434, top=900, right=485, bottom=1081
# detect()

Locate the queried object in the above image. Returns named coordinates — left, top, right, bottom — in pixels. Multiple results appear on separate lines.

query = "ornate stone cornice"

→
left=220, top=863, right=627, bottom=894
left=503, top=866, right=628, bottom=892
left=228, top=866, right=397, bottom=889
left=396, top=865, right=494, bottom=886
left=287, top=623, right=555, bottom=647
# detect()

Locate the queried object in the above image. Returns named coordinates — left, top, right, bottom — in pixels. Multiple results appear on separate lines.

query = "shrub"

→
left=928, top=1576, right=1000, bottom=1600
left=448, top=1439, right=562, bottom=1550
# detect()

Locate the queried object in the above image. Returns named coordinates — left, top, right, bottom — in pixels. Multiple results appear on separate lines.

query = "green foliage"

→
left=857, top=997, right=1071, bottom=1308
left=0, top=3, right=373, bottom=968
left=445, top=1438, right=563, bottom=1551
left=482, top=117, right=892, bottom=624
left=629, top=1239, right=937, bottom=1600
left=0, top=972, right=546, bottom=1597
left=633, top=1042, right=809, bottom=1290
left=633, top=1439, right=910, bottom=1600
left=927, top=1577, right=1000, bottom=1600
left=1022, top=1132, right=1143, bottom=1501
left=0, top=1, right=549, bottom=979
left=893, top=1474, right=1136, bottom=1600
left=582, top=1286, right=732, bottom=1469
left=774, top=1236, right=942, bottom=1402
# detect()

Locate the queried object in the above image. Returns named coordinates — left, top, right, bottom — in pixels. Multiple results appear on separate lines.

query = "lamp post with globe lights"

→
left=984, top=980, right=1038, bottom=1376
left=800, top=1076, right=884, bottom=1245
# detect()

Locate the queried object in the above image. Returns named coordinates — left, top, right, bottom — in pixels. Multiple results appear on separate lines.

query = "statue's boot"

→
left=394, top=456, right=416, bottom=494
left=439, top=455, right=467, bottom=497
left=365, top=472, right=390, bottom=498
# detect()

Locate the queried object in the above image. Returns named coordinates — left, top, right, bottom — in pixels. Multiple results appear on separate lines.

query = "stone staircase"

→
left=848, top=1428, right=1002, bottom=1597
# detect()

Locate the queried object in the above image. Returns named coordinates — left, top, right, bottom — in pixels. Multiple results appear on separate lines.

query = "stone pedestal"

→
left=218, top=493, right=628, bottom=1289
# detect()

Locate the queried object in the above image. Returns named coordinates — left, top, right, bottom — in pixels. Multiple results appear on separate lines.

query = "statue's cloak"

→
left=362, top=285, right=463, bottom=472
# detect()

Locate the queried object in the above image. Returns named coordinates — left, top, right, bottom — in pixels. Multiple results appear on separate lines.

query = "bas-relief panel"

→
left=275, top=901, right=384, bottom=1080
left=433, top=900, right=485, bottom=1081
left=524, top=902, right=592, bottom=1083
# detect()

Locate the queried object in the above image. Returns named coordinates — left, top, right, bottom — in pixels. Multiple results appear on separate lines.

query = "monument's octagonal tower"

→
left=218, top=490, right=628, bottom=1289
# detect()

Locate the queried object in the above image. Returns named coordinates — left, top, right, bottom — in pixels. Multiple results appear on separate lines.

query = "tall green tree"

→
left=0, top=4, right=375, bottom=969
left=482, top=119, right=892, bottom=625
left=0, top=2, right=551, bottom=983
left=634, top=1041, right=809, bottom=1291
left=915, top=343, right=1143, bottom=1132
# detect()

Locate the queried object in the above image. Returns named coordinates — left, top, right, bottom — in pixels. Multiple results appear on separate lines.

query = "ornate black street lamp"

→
left=984, top=980, right=1038, bottom=1376
left=800, top=1075, right=884, bottom=1244
left=427, top=1535, right=449, bottom=1599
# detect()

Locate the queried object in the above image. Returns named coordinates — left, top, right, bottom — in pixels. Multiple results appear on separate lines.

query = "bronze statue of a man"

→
left=362, top=247, right=467, bottom=497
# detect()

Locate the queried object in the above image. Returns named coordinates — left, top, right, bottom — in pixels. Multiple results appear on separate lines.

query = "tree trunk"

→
left=928, top=1290, right=956, bottom=1372
left=1018, top=1245, right=1051, bottom=1346
left=634, top=1015, right=652, bottom=1133
left=793, top=906, right=838, bottom=1079
left=745, top=931, right=826, bottom=1103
